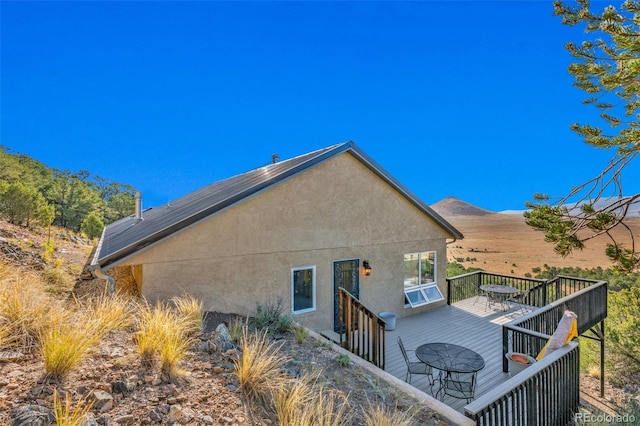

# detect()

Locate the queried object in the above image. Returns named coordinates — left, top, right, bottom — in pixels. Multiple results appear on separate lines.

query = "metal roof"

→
left=95, top=141, right=463, bottom=268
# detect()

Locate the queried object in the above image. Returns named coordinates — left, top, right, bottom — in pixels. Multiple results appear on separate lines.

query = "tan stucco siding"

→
left=116, top=153, right=454, bottom=330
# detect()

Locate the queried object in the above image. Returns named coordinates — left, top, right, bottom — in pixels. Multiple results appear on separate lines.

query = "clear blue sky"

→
left=2, top=1, right=637, bottom=212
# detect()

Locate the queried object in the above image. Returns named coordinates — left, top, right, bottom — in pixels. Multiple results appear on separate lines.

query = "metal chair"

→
left=506, top=290, right=531, bottom=315
left=398, top=337, right=433, bottom=386
left=442, top=371, right=478, bottom=403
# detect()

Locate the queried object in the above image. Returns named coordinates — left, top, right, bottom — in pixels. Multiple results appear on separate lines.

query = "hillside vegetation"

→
left=0, top=146, right=135, bottom=239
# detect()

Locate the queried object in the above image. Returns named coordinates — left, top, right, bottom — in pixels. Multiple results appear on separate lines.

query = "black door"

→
left=333, top=259, right=360, bottom=332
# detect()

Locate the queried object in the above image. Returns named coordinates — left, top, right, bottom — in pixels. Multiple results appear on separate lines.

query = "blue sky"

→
left=2, top=1, right=638, bottom=212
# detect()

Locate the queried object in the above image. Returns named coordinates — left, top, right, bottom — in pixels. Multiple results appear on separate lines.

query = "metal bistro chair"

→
left=442, top=371, right=478, bottom=403
left=506, top=289, right=531, bottom=315
left=398, top=337, right=433, bottom=386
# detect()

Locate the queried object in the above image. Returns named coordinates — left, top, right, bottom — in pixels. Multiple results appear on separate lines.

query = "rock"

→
left=113, top=415, right=135, bottom=425
left=214, top=324, right=234, bottom=352
left=90, top=390, right=114, bottom=412
left=179, top=407, right=195, bottom=424
left=9, top=404, right=55, bottom=426
left=81, top=414, right=99, bottom=426
left=111, top=381, right=128, bottom=395
left=149, top=409, right=162, bottom=423
left=200, top=415, right=214, bottom=424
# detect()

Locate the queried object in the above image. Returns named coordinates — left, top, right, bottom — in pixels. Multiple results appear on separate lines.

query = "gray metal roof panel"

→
left=96, top=141, right=462, bottom=268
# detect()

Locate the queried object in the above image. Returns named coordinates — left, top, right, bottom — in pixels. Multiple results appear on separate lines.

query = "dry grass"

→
left=234, top=327, right=289, bottom=405
left=274, top=377, right=317, bottom=425
left=53, top=388, right=94, bottom=426
left=304, top=388, right=350, bottom=426
left=82, top=292, right=135, bottom=336
left=0, top=270, right=51, bottom=351
left=39, top=309, right=101, bottom=382
left=171, top=293, right=204, bottom=334
left=159, top=329, right=193, bottom=382
left=135, top=300, right=193, bottom=381
left=362, top=404, right=415, bottom=426
left=227, top=316, right=247, bottom=343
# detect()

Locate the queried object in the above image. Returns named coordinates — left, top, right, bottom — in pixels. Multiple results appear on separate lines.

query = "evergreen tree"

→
left=81, top=212, right=105, bottom=240
left=526, top=0, right=640, bottom=272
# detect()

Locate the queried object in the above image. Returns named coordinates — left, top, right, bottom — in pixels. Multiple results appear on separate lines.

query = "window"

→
left=404, top=251, right=443, bottom=307
left=291, top=266, right=316, bottom=314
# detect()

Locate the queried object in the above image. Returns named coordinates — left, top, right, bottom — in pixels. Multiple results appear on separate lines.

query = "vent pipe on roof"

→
left=272, top=153, right=279, bottom=164
left=135, top=192, right=143, bottom=222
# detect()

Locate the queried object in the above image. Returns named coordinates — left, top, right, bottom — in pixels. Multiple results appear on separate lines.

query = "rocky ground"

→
left=0, top=312, right=445, bottom=425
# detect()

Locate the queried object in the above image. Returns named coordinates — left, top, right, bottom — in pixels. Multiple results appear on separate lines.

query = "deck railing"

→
left=460, top=275, right=606, bottom=425
left=447, top=272, right=546, bottom=306
left=465, top=342, right=580, bottom=426
left=338, top=287, right=386, bottom=369
left=502, top=279, right=607, bottom=373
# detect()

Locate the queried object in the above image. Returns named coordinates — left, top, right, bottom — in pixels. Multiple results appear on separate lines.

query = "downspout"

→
left=94, top=267, right=116, bottom=294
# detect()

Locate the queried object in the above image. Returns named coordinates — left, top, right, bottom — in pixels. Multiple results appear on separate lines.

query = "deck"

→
left=380, top=296, right=530, bottom=412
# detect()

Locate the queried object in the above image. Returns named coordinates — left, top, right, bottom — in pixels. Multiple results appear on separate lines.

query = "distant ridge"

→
left=431, top=197, right=494, bottom=216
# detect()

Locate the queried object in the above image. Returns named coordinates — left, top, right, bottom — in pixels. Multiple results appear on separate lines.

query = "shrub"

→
left=53, top=388, right=94, bottom=426
left=335, top=354, right=350, bottom=367
left=294, top=326, right=308, bottom=344
left=234, top=327, right=289, bottom=405
left=253, top=298, right=294, bottom=334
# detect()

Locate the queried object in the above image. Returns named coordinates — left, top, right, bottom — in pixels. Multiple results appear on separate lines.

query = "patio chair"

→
left=506, top=290, right=531, bottom=315
left=442, top=371, right=478, bottom=403
left=398, top=337, right=433, bottom=386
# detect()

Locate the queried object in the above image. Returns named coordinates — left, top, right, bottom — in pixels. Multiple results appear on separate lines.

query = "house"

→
left=90, top=141, right=463, bottom=331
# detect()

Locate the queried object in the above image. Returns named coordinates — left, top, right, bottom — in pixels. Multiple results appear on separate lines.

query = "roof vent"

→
left=135, top=192, right=143, bottom=222
left=271, top=153, right=279, bottom=164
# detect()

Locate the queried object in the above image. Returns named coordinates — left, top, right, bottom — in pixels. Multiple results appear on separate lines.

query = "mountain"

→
left=431, top=197, right=494, bottom=217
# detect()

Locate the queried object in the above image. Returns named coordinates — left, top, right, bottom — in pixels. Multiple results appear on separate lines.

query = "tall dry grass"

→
left=135, top=300, right=194, bottom=382
left=362, top=404, right=415, bottom=426
left=0, top=268, right=50, bottom=351
left=82, top=292, right=135, bottom=336
left=53, top=388, right=94, bottom=426
left=273, top=371, right=350, bottom=426
left=234, top=327, right=289, bottom=405
left=171, top=293, right=204, bottom=335
left=39, top=308, right=102, bottom=381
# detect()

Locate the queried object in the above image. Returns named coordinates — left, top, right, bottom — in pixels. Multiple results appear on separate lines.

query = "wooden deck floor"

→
left=381, top=296, right=531, bottom=412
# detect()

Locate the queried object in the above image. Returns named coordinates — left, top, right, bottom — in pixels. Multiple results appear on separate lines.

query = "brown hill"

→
left=431, top=197, right=494, bottom=217
left=431, top=199, right=640, bottom=275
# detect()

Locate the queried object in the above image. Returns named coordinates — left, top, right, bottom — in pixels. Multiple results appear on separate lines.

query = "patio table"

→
left=480, top=284, right=519, bottom=311
left=416, top=342, right=485, bottom=401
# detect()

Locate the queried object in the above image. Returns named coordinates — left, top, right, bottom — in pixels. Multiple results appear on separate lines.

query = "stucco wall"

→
left=114, top=152, right=454, bottom=330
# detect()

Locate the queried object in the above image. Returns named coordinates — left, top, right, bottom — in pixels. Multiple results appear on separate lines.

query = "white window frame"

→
left=403, top=251, right=443, bottom=308
left=291, top=265, right=316, bottom=314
